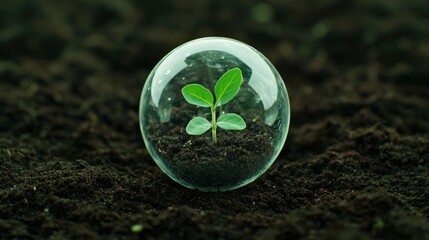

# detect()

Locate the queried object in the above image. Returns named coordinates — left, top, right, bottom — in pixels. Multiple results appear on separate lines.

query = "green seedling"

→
left=131, top=224, right=144, bottom=233
left=181, top=68, right=246, bottom=143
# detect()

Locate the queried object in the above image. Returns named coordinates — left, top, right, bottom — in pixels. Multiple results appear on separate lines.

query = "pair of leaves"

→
left=181, top=68, right=246, bottom=137
left=181, top=68, right=242, bottom=108
left=186, top=113, right=246, bottom=135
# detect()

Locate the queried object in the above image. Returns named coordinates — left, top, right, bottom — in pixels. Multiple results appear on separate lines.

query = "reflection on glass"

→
left=140, top=37, right=290, bottom=191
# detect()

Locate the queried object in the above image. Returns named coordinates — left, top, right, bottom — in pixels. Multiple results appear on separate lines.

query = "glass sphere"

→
left=139, top=37, right=290, bottom=192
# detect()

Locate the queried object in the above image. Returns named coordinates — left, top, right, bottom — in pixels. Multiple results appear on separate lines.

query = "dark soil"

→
left=150, top=120, right=274, bottom=191
left=1, top=1, right=429, bottom=239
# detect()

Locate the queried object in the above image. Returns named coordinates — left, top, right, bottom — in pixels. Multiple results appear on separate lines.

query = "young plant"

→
left=181, top=68, right=246, bottom=144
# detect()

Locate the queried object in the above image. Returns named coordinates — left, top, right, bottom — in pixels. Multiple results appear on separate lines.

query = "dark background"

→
left=1, top=0, right=428, bottom=239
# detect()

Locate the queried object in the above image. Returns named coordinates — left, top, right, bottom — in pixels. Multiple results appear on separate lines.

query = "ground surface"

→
left=1, top=0, right=428, bottom=239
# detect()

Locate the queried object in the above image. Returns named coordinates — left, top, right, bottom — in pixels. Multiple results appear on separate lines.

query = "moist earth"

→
left=1, top=1, right=429, bottom=239
left=150, top=120, right=274, bottom=191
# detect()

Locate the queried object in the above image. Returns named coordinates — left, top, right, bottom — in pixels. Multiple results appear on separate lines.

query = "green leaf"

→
left=181, top=84, right=214, bottom=107
left=214, top=68, right=242, bottom=106
left=217, top=113, right=246, bottom=130
left=186, top=117, right=212, bottom=135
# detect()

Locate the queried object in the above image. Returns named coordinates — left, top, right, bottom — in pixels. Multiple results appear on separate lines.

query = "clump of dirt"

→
left=151, top=121, right=273, bottom=191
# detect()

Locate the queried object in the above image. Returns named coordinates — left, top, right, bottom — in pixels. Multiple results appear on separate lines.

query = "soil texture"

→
left=1, top=0, right=429, bottom=239
left=150, top=120, right=274, bottom=191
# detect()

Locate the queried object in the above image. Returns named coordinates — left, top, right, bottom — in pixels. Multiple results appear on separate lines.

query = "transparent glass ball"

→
left=139, top=37, right=290, bottom=192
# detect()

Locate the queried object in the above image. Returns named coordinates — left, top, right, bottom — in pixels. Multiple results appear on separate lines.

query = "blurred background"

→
left=2, top=0, right=428, bottom=79
left=1, top=0, right=428, bottom=151
left=1, top=0, right=428, bottom=137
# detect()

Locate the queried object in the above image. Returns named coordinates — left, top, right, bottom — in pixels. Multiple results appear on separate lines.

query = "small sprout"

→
left=181, top=68, right=246, bottom=143
left=251, top=3, right=274, bottom=23
left=131, top=224, right=144, bottom=233
left=373, top=217, right=385, bottom=230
